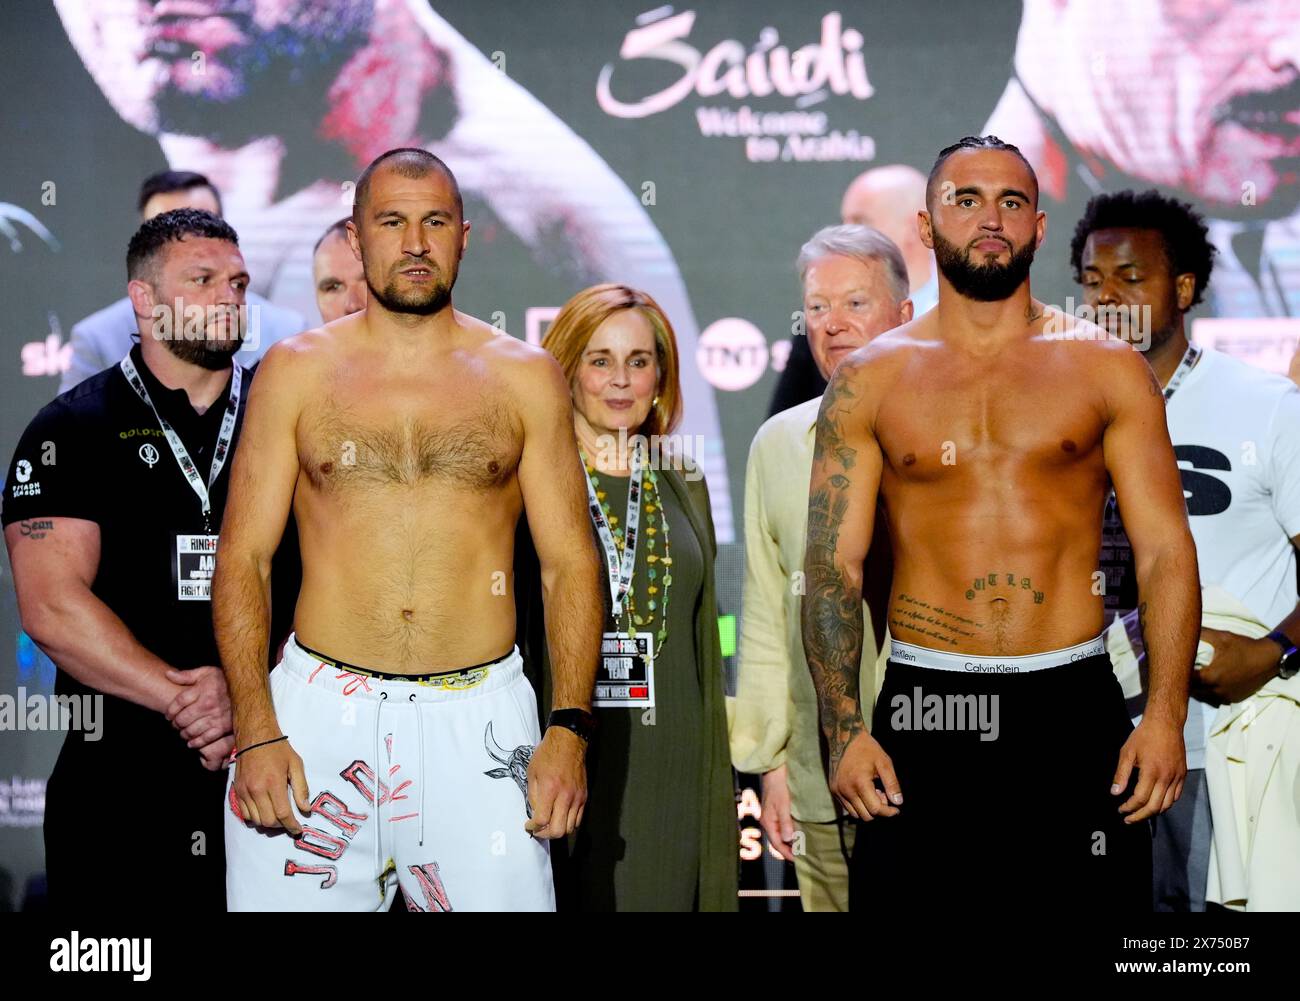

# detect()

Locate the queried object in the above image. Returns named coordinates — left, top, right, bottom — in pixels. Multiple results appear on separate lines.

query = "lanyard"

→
left=1162, top=343, right=1202, bottom=401
left=1104, top=343, right=1202, bottom=520
left=583, top=440, right=645, bottom=619
left=119, top=352, right=242, bottom=532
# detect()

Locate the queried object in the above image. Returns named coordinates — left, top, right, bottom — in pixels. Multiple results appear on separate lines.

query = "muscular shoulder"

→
left=52, top=364, right=120, bottom=421
left=459, top=328, right=573, bottom=438
left=1066, top=334, right=1162, bottom=420
left=13, top=365, right=121, bottom=451
left=258, top=324, right=335, bottom=363
left=12, top=392, right=82, bottom=451
left=1036, top=306, right=1153, bottom=393
left=244, top=326, right=343, bottom=425
left=1038, top=307, right=1133, bottom=361
left=479, top=329, right=570, bottom=408
left=823, top=325, right=921, bottom=424
left=1085, top=335, right=1157, bottom=393
left=253, top=322, right=342, bottom=383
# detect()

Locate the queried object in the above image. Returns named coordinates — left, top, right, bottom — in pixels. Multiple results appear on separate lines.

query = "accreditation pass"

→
left=176, top=534, right=219, bottom=601
left=595, top=632, right=655, bottom=708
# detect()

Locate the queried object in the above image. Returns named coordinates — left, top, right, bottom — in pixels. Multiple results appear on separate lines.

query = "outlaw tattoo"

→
left=965, top=571, right=1045, bottom=605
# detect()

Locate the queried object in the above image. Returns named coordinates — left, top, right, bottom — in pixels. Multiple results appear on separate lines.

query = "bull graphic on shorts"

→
left=483, top=721, right=533, bottom=817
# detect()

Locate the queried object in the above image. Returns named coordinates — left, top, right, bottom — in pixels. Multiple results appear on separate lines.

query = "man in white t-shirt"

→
left=1075, top=190, right=1300, bottom=911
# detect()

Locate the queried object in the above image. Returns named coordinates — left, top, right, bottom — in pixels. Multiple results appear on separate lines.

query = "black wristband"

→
left=234, top=735, right=288, bottom=759
left=548, top=708, right=597, bottom=743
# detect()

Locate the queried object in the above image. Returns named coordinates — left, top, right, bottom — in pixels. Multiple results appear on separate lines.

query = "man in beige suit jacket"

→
left=731, top=225, right=912, bottom=910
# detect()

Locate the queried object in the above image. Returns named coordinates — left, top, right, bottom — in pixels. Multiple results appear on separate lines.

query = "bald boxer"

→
left=216, top=148, right=603, bottom=912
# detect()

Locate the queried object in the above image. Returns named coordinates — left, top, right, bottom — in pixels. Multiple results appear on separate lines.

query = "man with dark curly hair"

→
left=1075, top=190, right=1300, bottom=911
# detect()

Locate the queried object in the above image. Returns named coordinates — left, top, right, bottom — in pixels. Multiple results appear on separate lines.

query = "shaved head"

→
left=352, top=148, right=463, bottom=225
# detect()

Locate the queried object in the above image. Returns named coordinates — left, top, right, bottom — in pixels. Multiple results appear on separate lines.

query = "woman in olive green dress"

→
left=515, top=283, right=737, bottom=911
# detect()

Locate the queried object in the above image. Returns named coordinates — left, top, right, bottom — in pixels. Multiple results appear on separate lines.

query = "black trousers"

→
left=43, top=742, right=228, bottom=913
left=850, top=655, right=1152, bottom=914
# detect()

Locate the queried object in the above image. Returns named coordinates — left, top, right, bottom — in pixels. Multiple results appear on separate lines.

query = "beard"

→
left=150, top=13, right=371, bottom=145
left=367, top=261, right=458, bottom=317
left=933, top=229, right=1036, bottom=302
left=158, top=307, right=243, bottom=370
left=164, top=333, right=242, bottom=371
left=1135, top=307, right=1181, bottom=356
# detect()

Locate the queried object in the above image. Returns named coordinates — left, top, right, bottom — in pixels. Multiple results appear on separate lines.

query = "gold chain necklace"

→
left=582, top=452, right=673, bottom=648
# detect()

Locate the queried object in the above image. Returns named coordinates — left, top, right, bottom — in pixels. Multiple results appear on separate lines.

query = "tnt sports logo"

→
left=15, top=459, right=31, bottom=483
left=697, top=317, right=769, bottom=391
left=138, top=444, right=160, bottom=468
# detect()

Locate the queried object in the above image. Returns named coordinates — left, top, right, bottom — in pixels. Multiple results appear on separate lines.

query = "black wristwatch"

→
left=548, top=707, right=598, bottom=743
left=1265, top=630, right=1300, bottom=680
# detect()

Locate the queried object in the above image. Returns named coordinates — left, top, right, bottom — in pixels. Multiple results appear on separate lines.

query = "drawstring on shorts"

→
left=374, top=690, right=388, bottom=888
left=410, top=693, right=426, bottom=847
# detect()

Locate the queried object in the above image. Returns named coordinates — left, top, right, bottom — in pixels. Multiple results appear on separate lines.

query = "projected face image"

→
left=54, top=0, right=373, bottom=141
left=47, top=0, right=733, bottom=538
left=1020, top=0, right=1300, bottom=214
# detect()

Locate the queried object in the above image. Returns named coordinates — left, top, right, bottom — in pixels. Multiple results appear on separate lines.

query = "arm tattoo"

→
left=18, top=519, right=54, bottom=540
left=802, top=374, right=868, bottom=767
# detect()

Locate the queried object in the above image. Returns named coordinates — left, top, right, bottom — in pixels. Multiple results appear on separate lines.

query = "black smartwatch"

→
left=1265, top=630, right=1300, bottom=680
left=548, top=707, right=598, bottom=743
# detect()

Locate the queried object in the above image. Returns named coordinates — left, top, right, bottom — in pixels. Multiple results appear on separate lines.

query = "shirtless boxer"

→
left=802, top=136, right=1199, bottom=912
left=214, top=148, right=603, bottom=912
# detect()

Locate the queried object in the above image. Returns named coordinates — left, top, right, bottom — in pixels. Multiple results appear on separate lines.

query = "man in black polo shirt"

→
left=3, top=209, right=252, bottom=912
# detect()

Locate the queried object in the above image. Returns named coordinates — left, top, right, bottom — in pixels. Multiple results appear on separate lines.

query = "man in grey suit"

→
left=60, top=171, right=304, bottom=393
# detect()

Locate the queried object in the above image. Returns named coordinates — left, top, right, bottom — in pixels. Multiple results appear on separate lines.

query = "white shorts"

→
left=225, top=634, right=554, bottom=912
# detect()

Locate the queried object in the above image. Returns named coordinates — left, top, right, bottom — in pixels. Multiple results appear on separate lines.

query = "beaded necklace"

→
left=581, top=449, right=673, bottom=648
